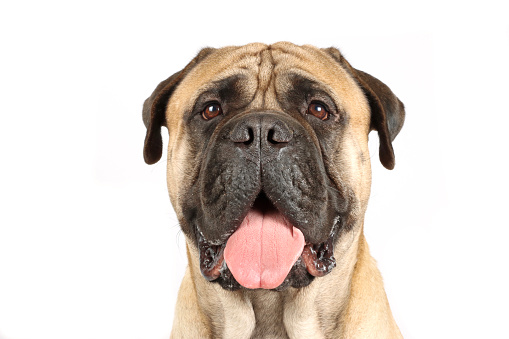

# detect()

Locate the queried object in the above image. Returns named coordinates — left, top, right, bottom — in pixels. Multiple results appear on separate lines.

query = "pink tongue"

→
left=224, top=207, right=305, bottom=289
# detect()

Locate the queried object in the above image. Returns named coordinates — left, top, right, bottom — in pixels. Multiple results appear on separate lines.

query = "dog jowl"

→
left=142, top=43, right=404, bottom=293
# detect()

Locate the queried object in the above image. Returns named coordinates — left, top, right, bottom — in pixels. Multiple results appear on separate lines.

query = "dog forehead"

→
left=271, top=43, right=370, bottom=126
left=166, top=42, right=370, bottom=130
left=177, top=42, right=269, bottom=94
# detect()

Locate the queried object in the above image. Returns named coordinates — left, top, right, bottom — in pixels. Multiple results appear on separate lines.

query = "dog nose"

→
left=230, top=113, right=293, bottom=147
left=229, top=113, right=293, bottom=163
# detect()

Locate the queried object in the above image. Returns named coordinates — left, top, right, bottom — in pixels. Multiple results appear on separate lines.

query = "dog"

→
left=142, top=42, right=405, bottom=338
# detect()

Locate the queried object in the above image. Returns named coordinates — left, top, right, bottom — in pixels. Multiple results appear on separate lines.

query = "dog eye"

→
left=202, top=103, right=223, bottom=120
left=307, top=102, right=329, bottom=120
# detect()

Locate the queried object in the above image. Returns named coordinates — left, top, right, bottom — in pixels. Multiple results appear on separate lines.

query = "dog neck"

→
left=171, top=229, right=401, bottom=339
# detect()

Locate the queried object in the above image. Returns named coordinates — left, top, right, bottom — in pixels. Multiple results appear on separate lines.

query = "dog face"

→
left=143, top=42, right=404, bottom=291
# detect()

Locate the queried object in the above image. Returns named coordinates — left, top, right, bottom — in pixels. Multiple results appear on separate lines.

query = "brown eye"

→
left=307, top=102, right=329, bottom=120
left=202, top=103, right=223, bottom=120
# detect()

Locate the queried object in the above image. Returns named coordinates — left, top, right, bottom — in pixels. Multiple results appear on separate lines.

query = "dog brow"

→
left=276, top=73, right=339, bottom=114
left=190, top=75, right=252, bottom=115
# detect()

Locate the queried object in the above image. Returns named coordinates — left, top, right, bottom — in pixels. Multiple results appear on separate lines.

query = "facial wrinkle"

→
left=253, top=47, right=276, bottom=109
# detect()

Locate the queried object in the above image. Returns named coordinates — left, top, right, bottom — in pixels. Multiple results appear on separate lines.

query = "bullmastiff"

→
left=143, top=42, right=405, bottom=338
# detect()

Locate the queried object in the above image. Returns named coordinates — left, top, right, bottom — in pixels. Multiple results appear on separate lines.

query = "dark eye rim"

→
left=201, top=101, right=223, bottom=120
left=307, top=100, right=330, bottom=120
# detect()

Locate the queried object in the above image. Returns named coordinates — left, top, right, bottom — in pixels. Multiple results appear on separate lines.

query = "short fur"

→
left=143, top=42, right=405, bottom=338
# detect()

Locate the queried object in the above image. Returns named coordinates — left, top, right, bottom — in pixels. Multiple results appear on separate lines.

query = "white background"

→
left=1, top=1, right=508, bottom=338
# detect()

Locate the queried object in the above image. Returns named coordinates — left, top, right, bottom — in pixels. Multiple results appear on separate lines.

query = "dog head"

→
left=143, top=42, right=404, bottom=291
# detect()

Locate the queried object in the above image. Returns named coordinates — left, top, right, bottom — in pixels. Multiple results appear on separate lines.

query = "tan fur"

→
left=341, top=234, right=403, bottom=339
left=152, top=42, right=402, bottom=338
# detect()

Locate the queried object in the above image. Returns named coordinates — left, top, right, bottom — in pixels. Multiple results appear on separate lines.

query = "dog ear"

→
left=324, top=47, right=405, bottom=170
left=143, top=48, right=215, bottom=164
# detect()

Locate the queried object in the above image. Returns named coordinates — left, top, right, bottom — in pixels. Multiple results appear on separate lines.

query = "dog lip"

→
left=197, top=231, right=226, bottom=281
left=197, top=190, right=341, bottom=285
left=197, top=214, right=338, bottom=285
left=301, top=236, right=336, bottom=276
left=197, top=236, right=337, bottom=285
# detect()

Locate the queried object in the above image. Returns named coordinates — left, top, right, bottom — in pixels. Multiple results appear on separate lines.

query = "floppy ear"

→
left=143, top=48, right=215, bottom=164
left=324, top=47, right=405, bottom=170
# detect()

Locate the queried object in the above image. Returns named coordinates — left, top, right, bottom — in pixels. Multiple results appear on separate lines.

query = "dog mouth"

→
left=198, top=191, right=337, bottom=290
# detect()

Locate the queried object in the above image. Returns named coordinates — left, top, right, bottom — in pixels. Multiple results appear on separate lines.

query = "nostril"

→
left=244, top=128, right=254, bottom=146
left=230, top=124, right=255, bottom=145
left=267, top=129, right=279, bottom=145
left=267, top=122, right=293, bottom=144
